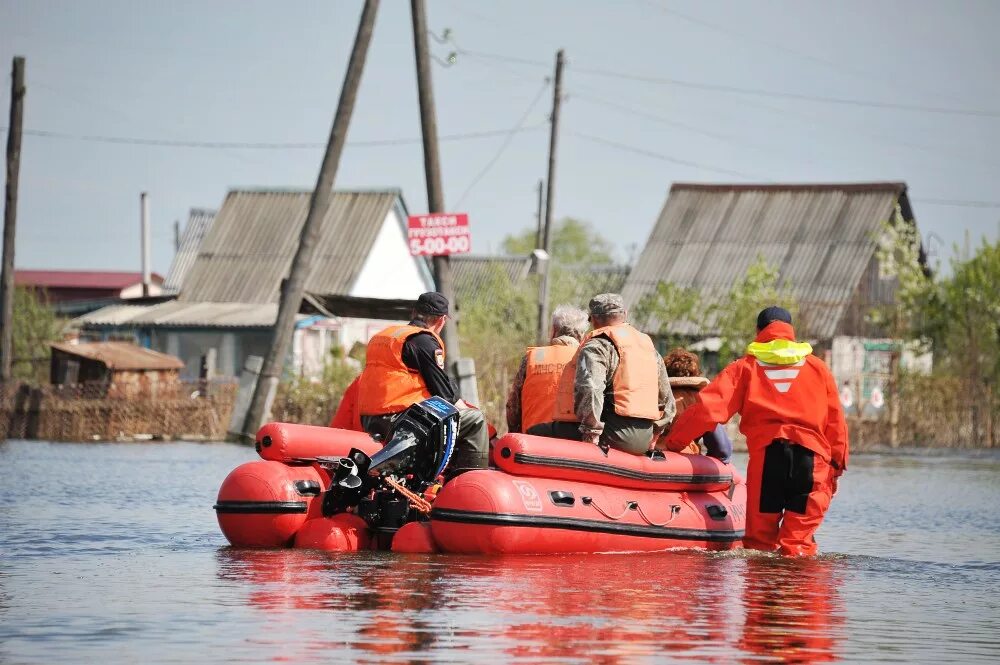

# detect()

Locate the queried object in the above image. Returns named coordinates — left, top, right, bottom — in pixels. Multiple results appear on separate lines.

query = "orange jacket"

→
left=329, top=376, right=363, bottom=431
left=357, top=324, right=444, bottom=416
left=663, top=321, right=848, bottom=475
left=521, top=344, right=578, bottom=432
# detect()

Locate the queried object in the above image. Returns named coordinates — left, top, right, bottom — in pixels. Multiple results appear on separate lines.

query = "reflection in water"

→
left=739, top=556, right=844, bottom=664
left=215, top=548, right=845, bottom=663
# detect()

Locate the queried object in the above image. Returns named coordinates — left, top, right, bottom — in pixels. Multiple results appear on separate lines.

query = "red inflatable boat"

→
left=215, top=423, right=746, bottom=554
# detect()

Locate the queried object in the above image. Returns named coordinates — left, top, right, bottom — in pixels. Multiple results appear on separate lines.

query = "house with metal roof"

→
left=16, top=270, right=167, bottom=316
left=622, top=181, right=926, bottom=349
left=78, top=189, right=434, bottom=379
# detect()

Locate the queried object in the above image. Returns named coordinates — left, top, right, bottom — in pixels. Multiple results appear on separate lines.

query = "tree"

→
left=11, top=287, right=62, bottom=384
left=872, top=203, right=932, bottom=340
left=632, top=281, right=703, bottom=351
left=713, top=257, right=798, bottom=366
left=503, top=217, right=616, bottom=265
left=924, top=239, right=1000, bottom=444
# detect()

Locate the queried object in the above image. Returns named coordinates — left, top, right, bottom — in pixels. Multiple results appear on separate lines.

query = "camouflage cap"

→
left=588, top=293, right=625, bottom=318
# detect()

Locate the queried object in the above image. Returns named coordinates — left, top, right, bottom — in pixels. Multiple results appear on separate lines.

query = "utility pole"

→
left=241, top=0, right=379, bottom=439
left=411, top=0, right=460, bottom=364
left=174, top=219, right=181, bottom=253
left=140, top=192, right=151, bottom=297
left=537, top=49, right=564, bottom=345
left=1, top=56, right=25, bottom=384
left=534, top=179, right=544, bottom=250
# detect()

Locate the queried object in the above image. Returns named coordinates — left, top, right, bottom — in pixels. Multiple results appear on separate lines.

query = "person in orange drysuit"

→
left=328, top=376, right=363, bottom=431
left=662, top=307, right=848, bottom=556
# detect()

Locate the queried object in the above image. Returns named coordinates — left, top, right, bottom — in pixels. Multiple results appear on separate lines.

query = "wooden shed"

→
left=50, top=341, right=184, bottom=398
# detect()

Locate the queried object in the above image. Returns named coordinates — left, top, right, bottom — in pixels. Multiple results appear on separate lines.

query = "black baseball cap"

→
left=415, top=292, right=449, bottom=316
left=756, top=306, right=792, bottom=331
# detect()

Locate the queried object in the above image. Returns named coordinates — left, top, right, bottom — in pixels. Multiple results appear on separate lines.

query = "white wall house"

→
left=77, top=189, right=433, bottom=380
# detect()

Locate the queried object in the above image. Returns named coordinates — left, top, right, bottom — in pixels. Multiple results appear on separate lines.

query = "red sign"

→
left=407, top=213, right=471, bottom=256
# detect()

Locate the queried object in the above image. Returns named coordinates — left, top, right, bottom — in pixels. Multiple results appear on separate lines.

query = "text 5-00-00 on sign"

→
left=409, top=236, right=470, bottom=256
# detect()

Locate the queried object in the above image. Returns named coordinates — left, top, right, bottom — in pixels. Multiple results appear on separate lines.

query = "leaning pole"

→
left=241, top=0, right=380, bottom=439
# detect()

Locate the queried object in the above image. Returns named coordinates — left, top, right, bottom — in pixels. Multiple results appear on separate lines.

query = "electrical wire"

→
left=453, top=78, right=551, bottom=208
left=569, top=130, right=765, bottom=179
left=3, top=125, right=547, bottom=149
left=440, top=48, right=1000, bottom=118
left=912, top=198, right=1000, bottom=209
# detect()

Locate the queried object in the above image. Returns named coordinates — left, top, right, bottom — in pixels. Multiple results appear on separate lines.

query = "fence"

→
left=0, top=380, right=238, bottom=442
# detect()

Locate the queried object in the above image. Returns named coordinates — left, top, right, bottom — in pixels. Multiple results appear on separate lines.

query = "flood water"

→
left=1, top=440, right=998, bottom=664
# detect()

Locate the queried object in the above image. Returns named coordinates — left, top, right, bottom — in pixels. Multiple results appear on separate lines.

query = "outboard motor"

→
left=322, top=397, right=459, bottom=525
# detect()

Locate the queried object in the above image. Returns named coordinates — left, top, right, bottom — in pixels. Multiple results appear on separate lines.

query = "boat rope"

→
left=636, top=503, right=681, bottom=527
left=385, top=476, right=433, bottom=515
left=581, top=496, right=637, bottom=521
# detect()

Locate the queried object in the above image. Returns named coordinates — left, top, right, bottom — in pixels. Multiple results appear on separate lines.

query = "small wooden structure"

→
left=50, top=341, right=184, bottom=398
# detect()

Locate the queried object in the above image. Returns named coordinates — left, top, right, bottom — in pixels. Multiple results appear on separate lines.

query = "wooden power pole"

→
left=411, top=0, right=460, bottom=363
left=1, top=56, right=25, bottom=383
left=537, top=49, right=564, bottom=344
left=241, top=0, right=380, bottom=439
left=534, top=179, right=544, bottom=250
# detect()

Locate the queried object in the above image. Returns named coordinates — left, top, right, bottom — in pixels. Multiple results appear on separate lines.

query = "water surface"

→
left=1, top=440, right=998, bottom=663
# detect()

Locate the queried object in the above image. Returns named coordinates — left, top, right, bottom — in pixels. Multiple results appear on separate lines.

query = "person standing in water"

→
left=662, top=307, right=848, bottom=556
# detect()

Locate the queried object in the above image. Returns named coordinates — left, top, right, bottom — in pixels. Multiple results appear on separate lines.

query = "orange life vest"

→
left=521, top=343, right=578, bottom=432
left=552, top=323, right=661, bottom=422
left=357, top=324, right=445, bottom=416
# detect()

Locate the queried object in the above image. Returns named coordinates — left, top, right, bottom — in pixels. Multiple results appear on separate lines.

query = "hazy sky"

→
left=2, top=0, right=998, bottom=277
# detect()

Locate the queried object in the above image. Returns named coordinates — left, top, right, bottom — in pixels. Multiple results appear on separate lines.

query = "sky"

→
left=2, top=0, right=999, bottom=278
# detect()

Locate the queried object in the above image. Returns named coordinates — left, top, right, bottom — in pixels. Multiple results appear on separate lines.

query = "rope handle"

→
left=636, top=504, right=681, bottom=527
left=581, top=496, right=681, bottom=526
left=581, top=496, right=636, bottom=521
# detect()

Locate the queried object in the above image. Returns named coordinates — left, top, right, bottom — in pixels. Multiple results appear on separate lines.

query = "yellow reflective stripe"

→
left=746, top=339, right=813, bottom=365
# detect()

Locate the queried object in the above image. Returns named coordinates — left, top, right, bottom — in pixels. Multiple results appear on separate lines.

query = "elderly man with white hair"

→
left=505, top=304, right=590, bottom=434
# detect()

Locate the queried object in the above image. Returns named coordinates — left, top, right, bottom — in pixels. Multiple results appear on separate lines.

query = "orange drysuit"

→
left=329, top=377, right=363, bottom=431
left=663, top=321, right=848, bottom=556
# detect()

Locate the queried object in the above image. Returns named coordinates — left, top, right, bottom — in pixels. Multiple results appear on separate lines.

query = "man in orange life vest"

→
left=356, top=292, right=489, bottom=475
left=505, top=305, right=589, bottom=434
left=662, top=306, right=849, bottom=556
left=544, top=293, right=675, bottom=455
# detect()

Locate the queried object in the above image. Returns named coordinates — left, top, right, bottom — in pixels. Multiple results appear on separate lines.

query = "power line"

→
left=1, top=125, right=546, bottom=149
left=443, top=48, right=1000, bottom=118
left=570, top=65, right=1000, bottom=118
left=634, top=0, right=967, bottom=106
left=454, top=78, right=551, bottom=208
left=569, top=131, right=764, bottom=179
left=913, top=198, right=1000, bottom=209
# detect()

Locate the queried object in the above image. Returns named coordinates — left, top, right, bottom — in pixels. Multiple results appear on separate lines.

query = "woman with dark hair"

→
left=656, top=348, right=733, bottom=463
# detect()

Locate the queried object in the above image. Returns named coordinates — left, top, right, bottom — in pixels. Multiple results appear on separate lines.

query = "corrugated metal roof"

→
left=164, top=208, right=216, bottom=292
left=75, top=301, right=280, bottom=328
left=179, top=189, right=401, bottom=304
left=622, top=182, right=912, bottom=339
left=50, top=341, right=185, bottom=371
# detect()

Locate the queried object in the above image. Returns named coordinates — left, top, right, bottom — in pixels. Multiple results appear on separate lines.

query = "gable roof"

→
left=621, top=182, right=916, bottom=339
left=16, top=270, right=165, bottom=290
left=178, top=188, right=405, bottom=304
left=164, top=208, right=216, bottom=292
left=50, top=341, right=184, bottom=371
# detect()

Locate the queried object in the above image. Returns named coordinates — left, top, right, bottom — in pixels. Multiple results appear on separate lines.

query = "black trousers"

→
left=759, top=438, right=816, bottom=514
